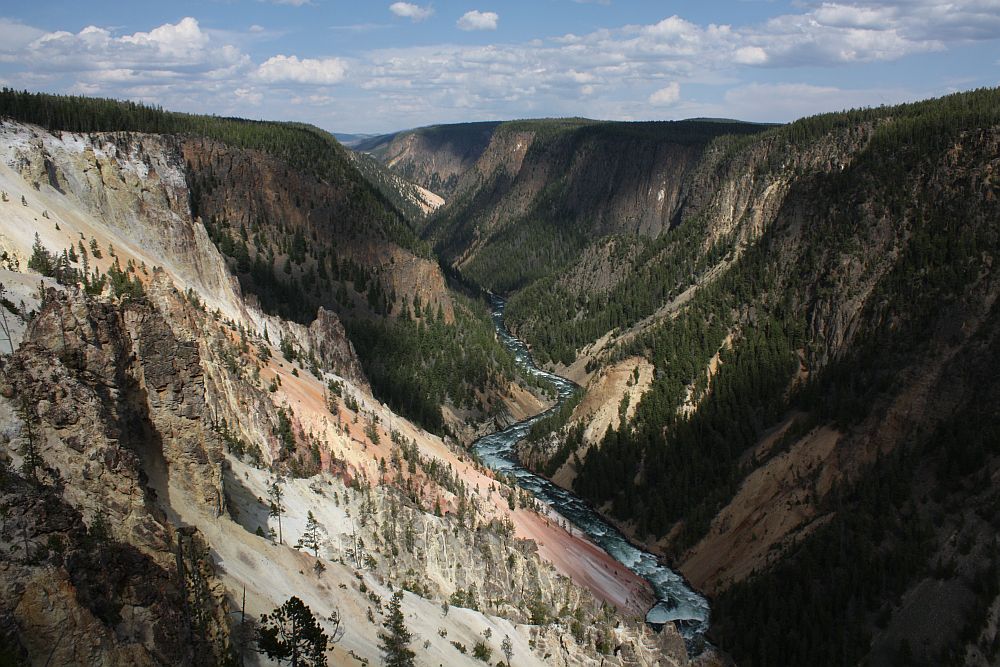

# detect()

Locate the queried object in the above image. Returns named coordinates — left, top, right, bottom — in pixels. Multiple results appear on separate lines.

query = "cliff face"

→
left=0, top=474, right=194, bottom=666
left=8, top=289, right=225, bottom=531
left=182, top=137, right=455, bottom=326
left=355, top=121, right=501, bottom=198
left=425, top=120, right=765, bottom=292
left=0, top=288, right=229, bottom=665
left=2, top=122, right=245, bottom=318
left=0, top=119, right=368, bottom=395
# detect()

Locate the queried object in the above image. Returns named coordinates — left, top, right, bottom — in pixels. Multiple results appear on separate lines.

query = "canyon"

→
left=2, top=86, right=999, bottom=666
left=0, top=112, right=695, bottom=666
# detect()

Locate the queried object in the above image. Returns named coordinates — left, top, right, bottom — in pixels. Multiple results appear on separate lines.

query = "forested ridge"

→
left=504, top=87, right=1000, bottom=363
left=0, top=88, right=425, bottom=255
left=347, top=294, right=518, bottom=434
left=570, top=89, right=1000, bottom=536
left=514, top=87, right=1000, bottom=665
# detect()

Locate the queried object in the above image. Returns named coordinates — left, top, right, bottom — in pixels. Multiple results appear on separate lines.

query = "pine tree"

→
left=378, top=591, right=415, bottom=667
left=16, top=395, right=40, bottom=484
left=27, top=233, right=53, bottom=277
left=297, top=510, right=322, bottom=557
left=257, top=596, right=329, bottom=667
left=0, top=283, right=13, bottom=355
left=501, top=635, right=513, bottom=667
left=268, top=481, right=285, bottom=544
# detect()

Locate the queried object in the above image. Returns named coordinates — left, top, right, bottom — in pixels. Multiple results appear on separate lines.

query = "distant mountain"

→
left=332, top=131, right=379, bottom=147
left=685, top=116, right=776, bottom=125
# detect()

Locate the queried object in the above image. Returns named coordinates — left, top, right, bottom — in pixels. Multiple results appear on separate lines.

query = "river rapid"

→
left=472, top=296, right=711, bottom=648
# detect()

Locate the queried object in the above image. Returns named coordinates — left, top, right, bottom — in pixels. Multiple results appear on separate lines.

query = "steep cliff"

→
left=492, top=89, right=1000, bottom=665
left=355, top=121, right=501, bottom=198
left=0, top=94, right=693, bottom=666
left=0, top=288, right=230, bottom=665
left=0, top=120, right=246, bottom=321
left=425, top=119, right=767, bottom=293
left=182, top=136, right=454, bottom=326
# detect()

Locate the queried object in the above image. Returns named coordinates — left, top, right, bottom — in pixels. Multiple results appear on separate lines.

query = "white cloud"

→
left=0, top=19, right=45, bottom=52
left=733, top=46, right=768, bottom=65
left=648, top=82, right=680, bottom=106
left=119, top=17, right=210, bottom=58
left=457, top=11, right=499, bottom=31
left=14, top=18, right=248, bottom=75
left=0, top=3, right=994, bottom=131
left=234, top=87, right=263, bottom=105
left=389, top=2, right=434, bottom=22
left=255, top=55, right=347, bottom=84
left=267, top=0, right=312, bottom=5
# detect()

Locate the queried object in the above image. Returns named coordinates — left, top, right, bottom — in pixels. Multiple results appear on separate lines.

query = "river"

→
left=472, top=296, right=710, bottom=648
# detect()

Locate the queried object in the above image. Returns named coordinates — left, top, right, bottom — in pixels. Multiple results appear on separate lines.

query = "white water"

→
left=473, top=296, right=710, bottom=648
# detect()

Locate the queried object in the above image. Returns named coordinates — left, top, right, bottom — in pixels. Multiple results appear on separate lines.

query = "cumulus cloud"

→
left=255, top=55, right=347, bottom=84
left=0, top=17, right=336, bottom=116
left=118, top=17, right=210, bottom=57
left=389, top=2, right=434, bottom=22
left=14, top=18, right=248, bottom=75
left=457, top=11, right=499, bottom=31
left=649, top=82, right=680, bottom=106
left=0, top=19, right=45, bottom=51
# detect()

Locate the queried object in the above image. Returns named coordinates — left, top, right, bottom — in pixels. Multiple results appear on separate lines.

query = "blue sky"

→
left=1, top=1, right=998, bottom=133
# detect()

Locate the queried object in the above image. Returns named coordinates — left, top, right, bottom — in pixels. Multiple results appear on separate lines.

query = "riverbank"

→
left=473, top=296, right=711, bottom=646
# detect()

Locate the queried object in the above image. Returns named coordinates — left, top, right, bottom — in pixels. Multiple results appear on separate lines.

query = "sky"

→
left=1, top=1, right=998, bottom=133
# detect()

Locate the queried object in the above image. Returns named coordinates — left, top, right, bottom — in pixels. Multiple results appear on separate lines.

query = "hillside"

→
left=355, top=121, right=502, bottom=198
left=347, top=150, right=444, bottom=227
left=422, top=118, right=769, bottom=294
left=0, top=103, right=692, bottom=666
left=439, top=88, right=1000, bottom=666
left=0, top=90, right=541, bottom=438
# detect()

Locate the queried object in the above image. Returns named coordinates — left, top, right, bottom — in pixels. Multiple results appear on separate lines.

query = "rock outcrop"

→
left=0, top=288, right=229, bottom=665
left=1, top=122, right=246, bottom=319
left=11, top=288, right=225, bottom=520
